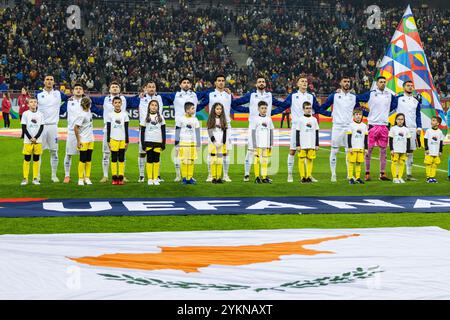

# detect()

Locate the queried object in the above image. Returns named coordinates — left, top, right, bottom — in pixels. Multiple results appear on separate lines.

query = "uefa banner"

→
left=1, top=227, right=449, bottom=300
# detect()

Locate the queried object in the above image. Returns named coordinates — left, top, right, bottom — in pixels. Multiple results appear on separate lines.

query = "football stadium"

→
left=0, top=0, right=449, bottom=304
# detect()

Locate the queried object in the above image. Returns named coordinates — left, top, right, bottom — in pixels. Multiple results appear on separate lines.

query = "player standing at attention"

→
left=161, top=77, right=210, bottom=182
left=73, top=97, right=95, bottom=186
left=395, top=80, right=422, bottom=181
left=35, top=75, right=70, bottom=182
left=296, top=101, right=319, bottom=183
left=271, top=75, right=321, bottom=182
left=424, top=116, right=445, bottom=183
left=206, top=102, right=228, bottom=184
left=231, top=75, right=284, bottom=182
left=389, top=113, right=412, bottom=184
left=319, top=76, right=361, bottom=182
left=356, top=76, right=398, bottom=181
left=346, top=108, right=368, bottom=184
left=250, top=101, right=274, bottom=184
left=90, top=81, right=139, bottom=183
left=106, top=97, right=129, bottom=185
left=175, top=102, right=201, bottom=185
left=197, top=75, right=234, bottom=182
left=21, top=97, right=44, bottom=185
left=137, top=81, right=165, bottom=183
left=140, top=99, right=166, bottom=186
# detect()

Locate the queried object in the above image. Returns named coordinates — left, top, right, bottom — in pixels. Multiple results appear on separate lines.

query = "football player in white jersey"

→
left=90, top=81, right=139, bottom=183
left=35, top=75, right=69, bottom=182
left=197, top=75, right=233, bottom=182
left=395, top=80, right=422, bottom=181
left=319, top=76, right=361, bottom=182
left=231, top=75, right=285, bottom=182
left=271, top=75, right=321, bottom=182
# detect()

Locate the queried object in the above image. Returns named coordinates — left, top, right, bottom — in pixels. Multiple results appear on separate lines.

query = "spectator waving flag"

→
left=374, top=5, right=447, bottom=134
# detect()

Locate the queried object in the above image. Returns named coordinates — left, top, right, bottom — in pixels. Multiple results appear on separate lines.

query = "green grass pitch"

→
left=0, top=118, right=449, bottom=234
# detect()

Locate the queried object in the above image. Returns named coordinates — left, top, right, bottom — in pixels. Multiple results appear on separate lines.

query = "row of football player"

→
left=22, top=74, right=448, bottom=184
left=20, top=95, right=445, bottom=185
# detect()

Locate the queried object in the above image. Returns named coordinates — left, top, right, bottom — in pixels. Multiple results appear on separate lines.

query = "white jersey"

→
left=347, top=121, right=368, bottom=150
left=67, top=97, right=83, bottom=133
left=74, top=110, right=94, bottom=143
left=329, top=92, right=358, bottom=127
left=208, top=118, right=226, bottom=145
left=424, top=128, right=444, bottom=156
left=178, top=115, right=200, bottom=145
left=207, top=89, right=232, bottom=125
left=250, top=114, right=274, bottom=148
left=174, top=90, right=198, bottom=124
left=106, top=111, right=129, bottom=141
left=36, top=89, right=64, bottom=125
left=289, top=91, right=316, bottom=123
left=365, top=89, right=395, bottom=125
left=396, top=94, right=421, bottom=129
left=296, top=115, right=319, bottom=149
left=141, top=113, right=165, bottom=143
left=389, top=125, right=411, bottom=153
left=103, top=95, right=127, bottom=125
left=247, top=91, right=273, bottom=123
left=139, top=94, right=164, bottom=125
left=21, top=110, right=44, bottom=144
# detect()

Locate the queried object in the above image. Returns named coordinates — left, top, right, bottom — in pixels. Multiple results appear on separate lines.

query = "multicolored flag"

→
left=374, top=5, right=447, bottom=133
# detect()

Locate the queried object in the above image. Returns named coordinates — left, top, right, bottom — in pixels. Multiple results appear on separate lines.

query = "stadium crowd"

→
left=0, top=1, right=449, bottom=97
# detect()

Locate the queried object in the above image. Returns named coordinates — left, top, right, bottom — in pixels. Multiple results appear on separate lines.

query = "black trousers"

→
left=2, top=112, right=10, bottom=128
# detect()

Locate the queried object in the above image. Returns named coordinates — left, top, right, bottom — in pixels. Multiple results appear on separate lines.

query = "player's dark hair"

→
left=341, top=75, right=351, bottom=80
left=207, top=102, right=227, bottom=130
left=146, top=100, right=162, bottom=123
left=256, top=75, right=266, bottom=82
left=376, top=76, right=386, bottom=81
left=184, top=101, right=195, bottom=112
left=298, top=74, right=308, bottom=80
left=215, top=74, right=226, bottom=82
left=403, top=80, right=413, bottom=86
left=73, top=83, right=84, bottom=90
left=302, top=101, right=312, bottom=109
left=180, top=77, right=191, bottom=84
left=110, top=81, right=120, bottom=88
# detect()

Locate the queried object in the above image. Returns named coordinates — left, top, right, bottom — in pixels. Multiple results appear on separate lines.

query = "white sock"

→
left=38, top=157, right=42, bottom=180
left=330, top=147, right=338, bottom=176
left=245, top=149, right=253, bottom=176
left=207, top=154, right=212, bottom=176
left=64, top=154, right=72, bottom=177
left=406, top=153, right=413, bottom=176
left=102, top=152, right=110, bottom=178
left=223, top=155, right=230, bottom=177
left=138, top=155, right=145, bottom=177
left=175, top=157, right=181, bottom=177
left=50, top=150, right=59, bottom=178
left=287, top=154, right=295, bottom=176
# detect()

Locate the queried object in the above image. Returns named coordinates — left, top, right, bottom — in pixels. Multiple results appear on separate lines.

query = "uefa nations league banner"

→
left=1, top=227, right=449, bottom=299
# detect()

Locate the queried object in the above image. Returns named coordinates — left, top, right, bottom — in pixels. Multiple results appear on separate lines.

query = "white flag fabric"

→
left=1, top=227, right=449, bottom=300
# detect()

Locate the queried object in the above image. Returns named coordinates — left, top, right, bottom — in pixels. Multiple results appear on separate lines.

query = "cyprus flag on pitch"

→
left=1, top=227, right=449, bottom=299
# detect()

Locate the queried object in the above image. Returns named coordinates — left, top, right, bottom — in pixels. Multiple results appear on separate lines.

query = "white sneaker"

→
left=311, top=176, right=318, bottom=183
left=287, top=175, right=293, bottom=183
left=148, top=179, right=154, bottom=185
left=206, top=175, right=213, bottom=182
left=399, top=178, right=406, bottom=184
left=51, top=176, right=60, bottom=183
left=393, top=178, right=400, bottom=184
left=223, top=175, right=232, bottom=182
left=84, top=178, right=92, bottom=185
left=99, top=176, right=108, bottom=183
left=331, top=175, right=337, bottom=182
left=153, top=179, right=160, bottom=186
left=138, top=176, right=145, bottom=183
left=78, top=179, right=84, bottom=186
left=174, top=176, right=181, bottom=182
left=21, top=179, right=28, bottom=186
left=32, top=179, right=40, bottom=185
left=157, top=177, right=164, bottom=182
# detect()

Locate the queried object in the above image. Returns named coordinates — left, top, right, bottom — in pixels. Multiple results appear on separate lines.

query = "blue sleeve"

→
left=312, top=95, right=321, bottom=114
left=125, top=95, right=140, bottom=109
left=355, top=95, right=369, bottom=117
left=59, top=91, right=70, bottom=102
left=231, top=92, right=251, bottom=107
left=90, top=96, right=106, bottom=106
left=272, top=95, right=285, bottom=108
left=90, top=104, right=103, bottom=117
left=416, top=100, right=422, bottom=128
left=271, top=94, right=291, bottom=116
left=159, top=92, right=175, bottom=106
left=390, top=95, right=398, bottom=112
left=195, top=89, right=212, bottom=102
left=59, top=101, right=67, bottom=115
left=318, top=94, right=334, bottom=117
left=196, top=94, right=210, bottom=112
left=357, top=91, right=371, bottom=103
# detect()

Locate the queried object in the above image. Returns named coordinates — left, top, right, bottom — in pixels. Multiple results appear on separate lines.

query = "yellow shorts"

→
left=391, top=153, right=407, bottom=162
left=179, top=143, right=197, bottom=160
left=424, top=155, right=441, bottom=165
left=348, top=150, right=364, bottom=163
left=110, top=139, right=126, bottom=152
left=79, top=141, right=94, bottom=151
left=208, top=144, right=227, bottom=156
left=255, top=148, right=272, bottom=158
left=23, top=143, right=42, bottom=156
left=298, top=149, right=316, bottom=160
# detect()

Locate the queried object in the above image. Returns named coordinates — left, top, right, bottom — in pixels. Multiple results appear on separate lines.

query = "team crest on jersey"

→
left=402, top=99, right=406, bottom=102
